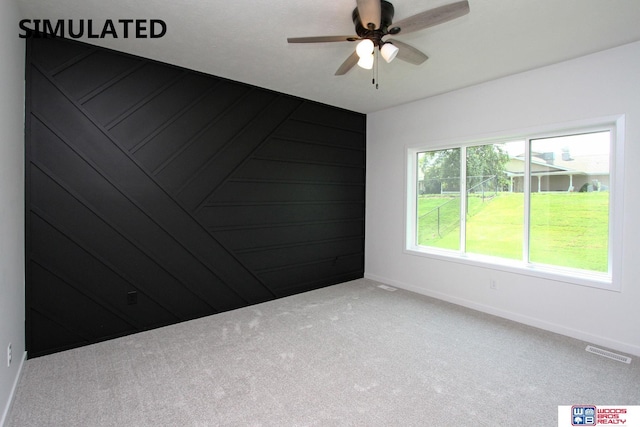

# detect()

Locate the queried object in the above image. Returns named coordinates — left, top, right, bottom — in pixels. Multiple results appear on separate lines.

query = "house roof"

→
left=506, top=153, right=609, bottom=176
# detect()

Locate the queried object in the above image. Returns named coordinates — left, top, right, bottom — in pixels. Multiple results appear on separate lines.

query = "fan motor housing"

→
left=352, top=0, right=395, bottom=41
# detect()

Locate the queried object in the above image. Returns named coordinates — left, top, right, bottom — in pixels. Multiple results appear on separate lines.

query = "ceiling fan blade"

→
left=335, top=51, right=359, bottom=76
left=387, top=39, right=428, bottom=65
left=388, top=0, right=469, bottom=35
left=287, top=36, right=358, bottom=43
left=357, top=0, right=382, bottom=30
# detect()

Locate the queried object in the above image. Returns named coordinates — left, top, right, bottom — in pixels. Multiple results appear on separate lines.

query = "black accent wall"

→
left=25, top=36, right=366, bottom=358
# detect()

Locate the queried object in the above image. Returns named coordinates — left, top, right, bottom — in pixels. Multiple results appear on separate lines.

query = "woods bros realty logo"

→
left=18, top=19, right=167, bottom=39
left=558, top=405, right=640, bottom=426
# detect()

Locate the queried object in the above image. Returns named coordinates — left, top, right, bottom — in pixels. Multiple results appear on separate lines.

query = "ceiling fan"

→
left=287, top=0, right=470, bottom=76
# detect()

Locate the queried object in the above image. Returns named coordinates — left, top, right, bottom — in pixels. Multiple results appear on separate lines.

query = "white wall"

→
left=366, top=41, right=640, bottom=356
left=0, top=0, right=26, bottom=423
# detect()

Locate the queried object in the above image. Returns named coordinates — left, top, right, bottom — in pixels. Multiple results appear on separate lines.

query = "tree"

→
left=466, top=145, right=510, bottom=191
left=418, top=145, right=509, bottom=194
left=419, top=148, right=460, bottom=194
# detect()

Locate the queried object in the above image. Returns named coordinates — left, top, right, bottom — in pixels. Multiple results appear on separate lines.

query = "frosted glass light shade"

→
left=356, top=39, right=374, bottom=58
left=380, top=43, right=399, bottom=63
left=357, top=54, right=374, bottom=69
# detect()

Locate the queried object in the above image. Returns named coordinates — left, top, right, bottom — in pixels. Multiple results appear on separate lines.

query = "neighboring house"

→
left=505, top=150, right=610, bottom=193
left=418, top=149, right=610, bottom=195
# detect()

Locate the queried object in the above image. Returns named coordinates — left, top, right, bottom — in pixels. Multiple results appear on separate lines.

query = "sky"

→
left=502, top=130, right=610, bottom=157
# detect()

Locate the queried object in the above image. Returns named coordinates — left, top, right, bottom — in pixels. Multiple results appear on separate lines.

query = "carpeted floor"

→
left=5, top=278, right=640, bottom=426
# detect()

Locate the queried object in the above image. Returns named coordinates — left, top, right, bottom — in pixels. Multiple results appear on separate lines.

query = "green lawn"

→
left=417, top=192, right=609, bottom=272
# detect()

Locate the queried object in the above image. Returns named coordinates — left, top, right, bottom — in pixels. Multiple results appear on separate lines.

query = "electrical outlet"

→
left=489, top=279, right=498, bottom=290
left=127, top=291, right=138, bottom=305
left=7, top=343, right=11, bottom=367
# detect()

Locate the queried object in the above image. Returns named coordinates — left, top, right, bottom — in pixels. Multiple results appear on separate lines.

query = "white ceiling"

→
left=17, top=0, right=640, bottom=114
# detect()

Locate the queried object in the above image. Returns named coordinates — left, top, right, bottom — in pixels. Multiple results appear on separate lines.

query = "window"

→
left=528, top=133, right=610, bottom=272
left=406, top=117, right=624, bottom=289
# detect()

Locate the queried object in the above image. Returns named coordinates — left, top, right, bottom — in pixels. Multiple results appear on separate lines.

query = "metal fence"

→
left=418, top=176, right=498, bottom=243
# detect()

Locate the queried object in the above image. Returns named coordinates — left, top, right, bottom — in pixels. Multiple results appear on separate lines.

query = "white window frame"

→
left=405, top=115, right=625, bottom=291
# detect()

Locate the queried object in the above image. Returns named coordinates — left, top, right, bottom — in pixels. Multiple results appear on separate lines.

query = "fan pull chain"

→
left=371, top=54, right=375, bottom=86
left=372, top=48, right=379, bottom=89
left=376, top=48, right=380, bottom=89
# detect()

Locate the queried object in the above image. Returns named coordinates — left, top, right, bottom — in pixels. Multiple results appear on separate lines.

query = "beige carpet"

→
left=6, top=278, right=639, bottom=426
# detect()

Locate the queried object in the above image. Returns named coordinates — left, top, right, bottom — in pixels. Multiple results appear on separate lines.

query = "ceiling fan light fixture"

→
left=357, top=53, right=374, bottom=69
left=380, top=43, right=399, bottom=63
left=355, top=38, right=374, bottom=58
left=286, top=0, right=470, bottom=77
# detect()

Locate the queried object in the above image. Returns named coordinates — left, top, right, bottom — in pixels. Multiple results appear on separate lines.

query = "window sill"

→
left=404, top=246, right=618, bottom=292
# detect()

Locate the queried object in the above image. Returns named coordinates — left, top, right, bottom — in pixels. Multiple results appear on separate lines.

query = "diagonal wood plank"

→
left=31, top=65, right=276, bottom=304
left=178, top=96, right=304, bottom=212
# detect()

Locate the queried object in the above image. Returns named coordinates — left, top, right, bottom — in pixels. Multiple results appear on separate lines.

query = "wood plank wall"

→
left=25, top=36, right=366, bottom=358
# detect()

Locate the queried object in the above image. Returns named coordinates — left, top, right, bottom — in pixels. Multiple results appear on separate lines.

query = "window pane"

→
left=417, top=148, right=461, bottom=250
left=529, top=131, right=610, bottom=272
left=466, top=142, right=524, bottom=260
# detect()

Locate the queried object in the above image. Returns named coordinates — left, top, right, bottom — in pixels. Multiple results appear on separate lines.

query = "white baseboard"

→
left=364, top=272, right=640, bottom=357
left=1, top=351, right=26, bottom=427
